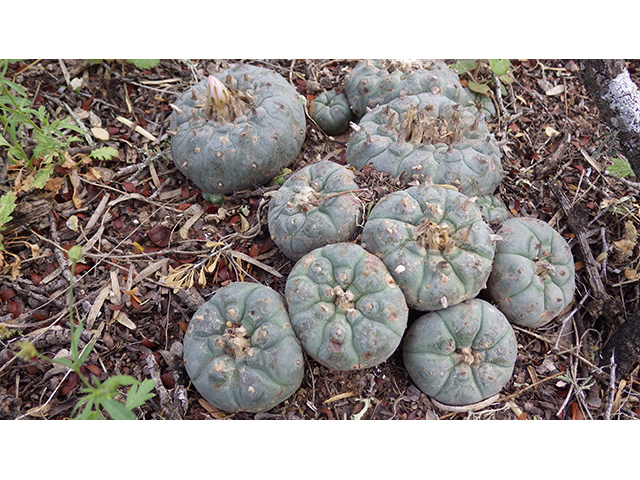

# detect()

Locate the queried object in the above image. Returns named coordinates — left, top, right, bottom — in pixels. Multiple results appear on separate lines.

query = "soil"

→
left=2, top=59, right=640, bottom=420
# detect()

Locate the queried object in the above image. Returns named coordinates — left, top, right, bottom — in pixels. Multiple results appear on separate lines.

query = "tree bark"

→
left=578, top=59, right=640, bottom=178
left=579, top=60, right=640, bottom=379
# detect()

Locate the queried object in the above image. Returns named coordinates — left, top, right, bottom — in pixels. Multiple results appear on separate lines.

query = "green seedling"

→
left=452, top=59, right=515, bottom=98
left=18, top=245, right=156, bottom=419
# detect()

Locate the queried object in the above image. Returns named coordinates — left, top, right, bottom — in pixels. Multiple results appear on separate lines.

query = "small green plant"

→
left=18, top=245, right=155, bottom=419
left=87, top=59, right=160, bottom=69
left=452, top=59, right=515, bottom=98
left=0, top=191, right=16, bottom=242
left=0, top=191, right=16, bottom=264
left=606, top=156, right=635, bottom=178
left=0, top=59, right=86, bottom=189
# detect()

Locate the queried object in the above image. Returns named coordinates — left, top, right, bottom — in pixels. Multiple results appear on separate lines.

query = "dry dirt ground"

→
left=2, top=59, right=640, bottom=420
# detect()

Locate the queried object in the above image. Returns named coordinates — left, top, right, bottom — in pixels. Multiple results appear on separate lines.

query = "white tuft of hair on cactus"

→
left=207, top=75, right=231, bottom=111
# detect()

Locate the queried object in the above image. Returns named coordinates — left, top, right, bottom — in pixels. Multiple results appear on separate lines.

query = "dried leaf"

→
left=86, top=286, right=111, bottom=330
left=113, top=310, right=136, bottom=330
left=26, top=242, right=42, bottom=260
left=91, top=127, right=110, bottom=141
left=10, top=257, right=21, bottom=281
left=545, top=126, right=560, bottom=137
left=147, top=225, right=171, bottom=247
left=613, top=239, right=636, bottom=261
left=70, top=171, right=84, bottom=209
left=43, top=176, right=65, bottom=194
left=123, top=287, right=142, bottom=304
left=545, top=84, right=565, bottom=96
left=624, top=220, right=638, bottom=243
left=322, top=391, right=355, bottom=404
left=133, top=241, right=144, bottom=254
left=66, top=215, right=80, bottom=231
left=179, top=205, right=203, bottom=239
left=624, top=268, right=640, bottom=281
left=133, top=258, right=169, bottom=284
left=85, top=166, right=103, bottom=182
left=198, top=398, right=228, bottom=418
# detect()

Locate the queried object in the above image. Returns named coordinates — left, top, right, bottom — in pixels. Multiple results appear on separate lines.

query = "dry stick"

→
left=549, top=182, right=609, bottom=300
left=600, top=226, right=609, bottom=282
left=491, top=72, right=509, bottom=121
left=47, top=211, right=71, bottom=283
left=604, top=350, right=617, bottom=420
left=142, top=347, right=182, bottom=420
left=437, top=371, right=566, bottom=419
left=536, top=131, right=572, bottom=177
left=511, top=324, right=602, bottom=372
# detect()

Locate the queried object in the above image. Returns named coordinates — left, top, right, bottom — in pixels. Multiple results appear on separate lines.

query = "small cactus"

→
left=403, top=298, right=518, bottom=407
left=183, top=282, right=304, bottom=413
left=285, top=243, right=408, bottom=371
left=486, top=217, right=576, bottom=328
left=361, top=183, right=497, bottom=311
left=268, top=160, right=363, bottom=261
left=309, top=90, right=353, bottom=135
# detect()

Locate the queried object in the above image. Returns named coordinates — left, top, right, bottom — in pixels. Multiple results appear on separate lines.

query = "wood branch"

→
left=549, top=182, right=608, bottom=299
left=578, top=59, right=640, bottom=178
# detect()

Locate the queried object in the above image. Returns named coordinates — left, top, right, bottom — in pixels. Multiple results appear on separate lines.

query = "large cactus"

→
left=346, top=92, right=503, bottom=196
left=170, top=64, right=306, bottom=196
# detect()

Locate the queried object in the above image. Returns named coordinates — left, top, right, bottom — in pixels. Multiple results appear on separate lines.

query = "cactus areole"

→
left=285, top=243, right=408, bottom=371
left=403, top=298, right=518, bottom=407
left=361, top=184, right=497, bottom=311
left=183, top=282, right=304, bottom=413
left=487, top=217, right=576, bottom=328
left=170, top=64, right=306, bottom=196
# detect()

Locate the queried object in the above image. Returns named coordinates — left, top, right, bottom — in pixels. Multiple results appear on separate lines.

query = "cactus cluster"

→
left=177, top=60, right=576, bottom=412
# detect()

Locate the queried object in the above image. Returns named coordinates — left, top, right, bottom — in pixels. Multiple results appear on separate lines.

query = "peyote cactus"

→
left=345, top=92, right=503, bottom=196
left=344, top=59, right=475, bottom=119
left=361, top=183, right=497, bottom=311
left=310, top=90, right=353, bottom=135
left=170, top=64, right=306, bottom=196
left=403, top=298, right=518, bottom=407
left=475, top=194, right=511, bottom=225
left=183, top=282, right=304, bottom=413
left=268, top=160, right=363, bottom=261
left=486, top=217, right=576, bottom=328
left=285, top=243, right=408, bottom=371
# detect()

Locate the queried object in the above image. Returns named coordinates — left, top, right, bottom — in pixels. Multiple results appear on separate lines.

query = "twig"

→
left=549, top=182, right=609, bottom=300
left=511, top=323, right=602, bottom=371
left=143, top=347, right=182, bottom=420
left=604, top=349, right=617, bottom=420
left=491, top=72, right=509, bottom=120
left=600, top=226, right=609, bottom=279
left=536, top=131, right=572, bottom=177
left=47, top=211, right=71, bottom=283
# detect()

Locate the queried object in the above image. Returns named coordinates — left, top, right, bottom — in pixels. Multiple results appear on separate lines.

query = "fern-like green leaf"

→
left=0, top=191, right=16, bottom=231
left=88, top=146, right=119, bottom=161
left=127, top=59, right=160, bottom=69
left=125, top=378, right=156, bottom=410
left=607, top=157, right=635, bottom=178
